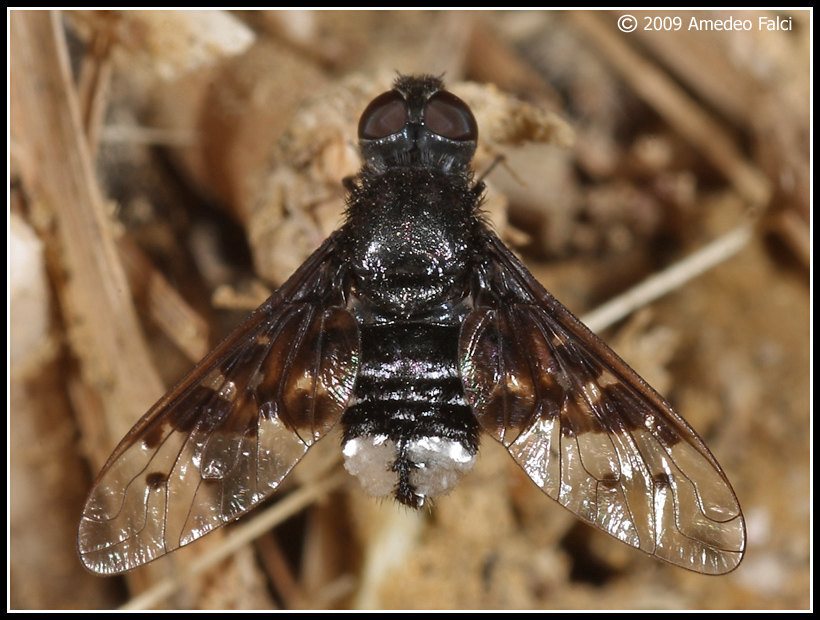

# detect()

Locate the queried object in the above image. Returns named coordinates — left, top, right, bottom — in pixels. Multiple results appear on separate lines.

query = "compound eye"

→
left=424, top=91, right=477, bottom=141
left=358, top=90, right=407, bottom=140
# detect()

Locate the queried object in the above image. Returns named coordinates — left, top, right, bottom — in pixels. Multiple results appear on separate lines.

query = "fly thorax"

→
left=346, top=168, right=476, bottom=315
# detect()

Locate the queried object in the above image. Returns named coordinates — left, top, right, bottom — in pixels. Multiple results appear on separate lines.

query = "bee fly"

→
left=78, top=75, right=745, bottom=576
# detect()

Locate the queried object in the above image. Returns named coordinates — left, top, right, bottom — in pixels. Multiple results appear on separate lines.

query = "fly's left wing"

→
left=78, top=234, right=359, bottom=575
left=459, top=232, right=745, bottom=575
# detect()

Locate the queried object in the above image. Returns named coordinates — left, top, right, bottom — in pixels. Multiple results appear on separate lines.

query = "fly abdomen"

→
left=341, top=322, right=480, bottom=507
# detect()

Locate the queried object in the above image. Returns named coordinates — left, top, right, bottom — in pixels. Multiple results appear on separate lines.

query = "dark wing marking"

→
left=78, top=234, right=359, bottom=575
left=459, top=232, right=745, bottom=575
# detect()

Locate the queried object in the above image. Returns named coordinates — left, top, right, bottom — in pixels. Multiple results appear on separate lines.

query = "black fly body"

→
left=78, top=75, right=745, bottom=576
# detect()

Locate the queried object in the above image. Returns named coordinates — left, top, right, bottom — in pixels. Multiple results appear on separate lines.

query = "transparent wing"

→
left=460, top=233, right=745, bottom=575
left=78, top=235, right=359, bottom=575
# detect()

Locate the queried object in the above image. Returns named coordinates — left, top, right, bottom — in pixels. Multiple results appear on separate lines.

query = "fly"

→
left=78, top=75, right=745, bottom=576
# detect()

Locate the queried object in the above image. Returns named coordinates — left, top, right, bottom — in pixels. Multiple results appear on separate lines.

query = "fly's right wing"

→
left=460, top=232, right=745, bottom=575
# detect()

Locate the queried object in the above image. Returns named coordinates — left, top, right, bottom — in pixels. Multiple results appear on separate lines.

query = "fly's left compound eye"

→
left=358, top=90, right=407, bottom=140
left=424, top=91, right=477, bottom=141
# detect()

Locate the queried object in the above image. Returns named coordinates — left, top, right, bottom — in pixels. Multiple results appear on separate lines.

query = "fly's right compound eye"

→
left=424, top=91, right=477, bottom=142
